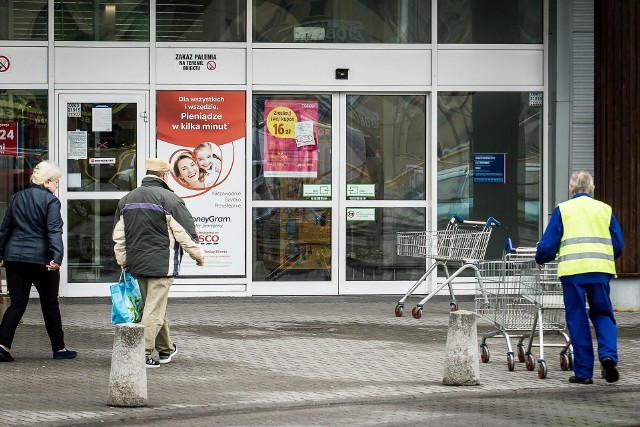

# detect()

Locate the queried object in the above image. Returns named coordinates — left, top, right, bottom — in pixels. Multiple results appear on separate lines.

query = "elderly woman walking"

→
left=0, top=160, right=77, bottom=362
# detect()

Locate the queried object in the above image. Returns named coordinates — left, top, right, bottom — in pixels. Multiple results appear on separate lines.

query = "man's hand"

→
left=47, top=260, right=60, bottom=271
left=0, top=259, right=4, bottom=268
left=536, top=263, right=544, bottom=271
left=196, top=258, right=205, bottom=267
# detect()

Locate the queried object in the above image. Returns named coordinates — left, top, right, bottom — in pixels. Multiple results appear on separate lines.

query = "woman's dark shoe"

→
left=601, top=357, right=619, bottom=383
left=53, top=349, right=78, bottom=360
left=0, top=346, right=14, bottom=362
left=569, top=376, right=593, bottom=384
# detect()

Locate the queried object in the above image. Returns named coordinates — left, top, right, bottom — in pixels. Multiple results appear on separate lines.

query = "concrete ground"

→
left=1, top=295, right=639, bottom=426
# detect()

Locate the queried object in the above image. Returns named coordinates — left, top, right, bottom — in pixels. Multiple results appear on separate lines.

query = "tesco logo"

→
left=198, top=233, right=220, bottom=244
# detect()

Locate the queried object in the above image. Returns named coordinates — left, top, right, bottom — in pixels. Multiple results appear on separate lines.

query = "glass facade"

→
left=253, top=0, right=430, bottom=43
left=437, top=92, right=542, bottom=259
left=156, top=0, right=246, bottom=42
left=438, top=0, right=543, bottom=44
left=0, top=0, right=47, bottom=40
left=54, top=0, right=150, bottom=41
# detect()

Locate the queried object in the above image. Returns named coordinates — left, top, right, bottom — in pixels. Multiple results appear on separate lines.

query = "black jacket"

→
left=112, top=176, right=203, bottom=277
left=0, top=185, right=64, bottom=265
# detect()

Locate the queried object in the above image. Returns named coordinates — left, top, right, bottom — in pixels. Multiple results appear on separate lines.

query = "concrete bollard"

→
left=442, top=310, right=480, bottom=386
left=107, top=323, right=147, bottom=407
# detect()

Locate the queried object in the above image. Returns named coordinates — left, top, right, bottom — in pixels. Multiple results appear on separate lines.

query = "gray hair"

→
left=569, top=170, right=594, bottom=194
left=31, top=160, right=62, bottom=185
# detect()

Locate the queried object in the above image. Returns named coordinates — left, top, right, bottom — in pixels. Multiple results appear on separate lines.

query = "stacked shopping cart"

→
left=475, top=239, right=572, bottom=379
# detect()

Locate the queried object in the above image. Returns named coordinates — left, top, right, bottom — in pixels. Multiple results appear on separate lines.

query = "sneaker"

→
left=601, top=357, right=619, bottom=383
left=159, top=344, right=178, bottom=364
left=0, top=346, right=14, bottom=362
left=146, top=357, right=160, bottom=368
left=53, top=349, right=77, bottom=360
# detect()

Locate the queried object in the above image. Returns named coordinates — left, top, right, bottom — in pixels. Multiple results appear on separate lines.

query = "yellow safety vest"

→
left=557, top=196, right=616, bottom=277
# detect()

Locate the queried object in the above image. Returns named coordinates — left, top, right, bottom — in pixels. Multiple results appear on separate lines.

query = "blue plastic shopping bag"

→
left=110, top=269, right=144, bottom=324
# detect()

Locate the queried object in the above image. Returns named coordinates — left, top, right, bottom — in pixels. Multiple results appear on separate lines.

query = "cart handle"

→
left=503, top=238, right=538, bottom=254
left=451, top=215, right=501, bottom=228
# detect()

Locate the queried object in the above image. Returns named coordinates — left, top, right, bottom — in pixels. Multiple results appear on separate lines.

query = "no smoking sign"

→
left=0, top=55, right=10, bottom=73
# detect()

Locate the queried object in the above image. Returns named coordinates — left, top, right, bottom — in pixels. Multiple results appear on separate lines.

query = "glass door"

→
left=340, top=94, right=429, bottom=294
left=251, top=93, right=429, bottom=295
left=57, top=93, right=148, bottom=297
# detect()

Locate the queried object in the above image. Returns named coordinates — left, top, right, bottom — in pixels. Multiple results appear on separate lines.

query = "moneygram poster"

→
left=157, top=91, right=245, bottom=277
left=264, top=100, right=318, bottom=177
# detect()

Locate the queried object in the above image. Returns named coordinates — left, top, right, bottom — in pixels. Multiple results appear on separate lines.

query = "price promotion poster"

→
left=157, top=91, right=245, bottom=276
left=263, top=100, right=318, bottom=177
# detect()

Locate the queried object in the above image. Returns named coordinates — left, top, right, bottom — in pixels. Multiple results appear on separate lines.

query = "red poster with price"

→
left=0, top=121, right=19, bottom=156
left=263, top=100, right=318, bottom=178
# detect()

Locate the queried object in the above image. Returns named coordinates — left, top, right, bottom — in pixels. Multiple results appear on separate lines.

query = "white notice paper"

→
left=67, top=131, right=88, bottom=160
left=92, top=104, right=113, bottom=132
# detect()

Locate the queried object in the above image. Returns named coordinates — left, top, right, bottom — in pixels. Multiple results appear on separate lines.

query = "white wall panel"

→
left=253, top=49, right=430, bottom=86
left=156, top=48, right=246, bottom=85
left=438, top=50, right=543, bottom=86
left=0, top=47, right=47, bottom=84
left=54, top=48, right=149, bottom=84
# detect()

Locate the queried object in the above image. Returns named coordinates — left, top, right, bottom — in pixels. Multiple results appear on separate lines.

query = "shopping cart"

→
left=476, top=240, right=540, bottom=371
left=395, top=215, right=500, bottom=319
left=519, top=262, right=572, bottom=379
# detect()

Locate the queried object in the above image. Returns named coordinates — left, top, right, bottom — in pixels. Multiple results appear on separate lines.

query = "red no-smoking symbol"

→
left=206, top=61, right=216, bottom=71
left=0, top=56, right=10, bottom=73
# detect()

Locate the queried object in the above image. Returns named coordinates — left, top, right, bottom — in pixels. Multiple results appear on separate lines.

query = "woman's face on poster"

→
left=177, top=157, right=200, bottom=185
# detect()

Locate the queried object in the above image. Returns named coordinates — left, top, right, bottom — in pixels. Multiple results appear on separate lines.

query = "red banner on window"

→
left=0, top=121, right=19, bottom=156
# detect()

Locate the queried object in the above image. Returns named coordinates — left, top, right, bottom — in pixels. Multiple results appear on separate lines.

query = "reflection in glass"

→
left=346, top=207, right=426, bottom=281
left=346, top=95, right=426, bottom=201
left=54, top=0, right=149, bottom=41
left=253, top=0, right=430, bottom=43
left=438, top=0, right=542, bottom=44
left=252, top=95, right=332, bottom=201
left=0, top=89, right=48, bottom=221
left=67, top=199, right=120, bottom=283
left=0, top=1, right=47, bottom=40
left=253, top=208, right=331, bottom=281
left=157, top=0, right=246, bottom=42
left=437, top=92, right=542, bottom=259
left=66, top=103, right=137, bottom=192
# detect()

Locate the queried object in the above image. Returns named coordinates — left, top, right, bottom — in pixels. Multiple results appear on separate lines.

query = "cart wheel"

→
left=568, top=353, right=574, bottom=371
left=394, top=305, right=403, bottom=317
left=411, top=307, right=423, bottom=319
left=560, top=353, right=571, bottom=371
left=601, top=366, right=607, bottom=380
left=480, top=344, right=490, bottom=363
left=507, top=353, right=515, bottom=371
left=450, top=303, right=459, bottom=312
left=526, top=353, right=535, bottom=371
left=517, top=344, right=526, bottom=363
left=538, top=360, right=547, bottom=379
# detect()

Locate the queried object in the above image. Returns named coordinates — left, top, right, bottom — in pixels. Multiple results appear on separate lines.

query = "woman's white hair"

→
left=30, top=160, right=62, bottom=185
left=569, top=170, right=594, bottom=194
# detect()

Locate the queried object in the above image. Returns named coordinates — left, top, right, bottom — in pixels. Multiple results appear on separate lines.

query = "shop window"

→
left=54, top=0, right=149, bottom=41
left=0, top=0, right=47, bottom=40
left=253, top=0, right=430, bottom=43
left=157, top=0, right=246, bottom=42
left=0, top=89, right=49, bottom=222
left=437, top=92, right=542, bottom=260
left=438, top=0, right=542, bottom=44
left=252, top=95, right=332, bottom=201
left=346, top=95, right=426, bottom=201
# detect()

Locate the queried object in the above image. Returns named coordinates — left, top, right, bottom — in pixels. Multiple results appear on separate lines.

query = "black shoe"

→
left=146, top=357, right=160, bottom=368
left=158, top=344, right=178, bottom=364
left=0, top=346, right=14, bottom=362
left=569, top=376, right=593, bottom=384
left=601, top=357, right=619, bottom=383
left=53, top=349, right=77, bottom=360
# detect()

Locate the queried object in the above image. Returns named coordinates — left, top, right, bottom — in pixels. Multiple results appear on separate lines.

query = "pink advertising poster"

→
left=156, top=91, right=245, bottom=277
left=263, top=100, right=318, bottom=178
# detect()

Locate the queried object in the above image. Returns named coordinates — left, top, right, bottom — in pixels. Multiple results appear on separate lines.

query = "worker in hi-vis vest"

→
left=536, top=170, right=623, bottom=385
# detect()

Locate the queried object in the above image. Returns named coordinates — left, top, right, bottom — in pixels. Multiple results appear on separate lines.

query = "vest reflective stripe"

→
left=557, top=197, right=616, bottom=277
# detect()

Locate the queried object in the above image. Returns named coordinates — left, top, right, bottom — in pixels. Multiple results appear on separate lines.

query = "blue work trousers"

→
left=562, top=281, right=618, bottom=380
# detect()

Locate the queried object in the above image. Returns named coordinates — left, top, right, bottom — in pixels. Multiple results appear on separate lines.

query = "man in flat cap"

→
left=113, top=158, right=204, bottom=368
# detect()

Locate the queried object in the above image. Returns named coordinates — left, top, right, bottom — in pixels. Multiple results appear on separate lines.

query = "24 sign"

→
left=0, top=121, right=19, bottom=155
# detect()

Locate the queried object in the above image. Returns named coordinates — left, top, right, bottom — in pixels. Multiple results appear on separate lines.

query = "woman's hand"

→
left=47, top=260, right=60, bottom=271
left=0, top=260, right=4, bottom=268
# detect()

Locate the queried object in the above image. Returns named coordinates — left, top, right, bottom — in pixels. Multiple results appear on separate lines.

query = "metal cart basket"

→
left=395, top=215, right=500, bottom=319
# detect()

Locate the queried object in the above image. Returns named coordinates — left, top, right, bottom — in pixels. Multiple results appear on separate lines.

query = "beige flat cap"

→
left=146, top=158, right=171, bottom=172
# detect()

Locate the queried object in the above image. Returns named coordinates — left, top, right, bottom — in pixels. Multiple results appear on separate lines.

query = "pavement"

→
left=1, top=295, right=640, bottom=426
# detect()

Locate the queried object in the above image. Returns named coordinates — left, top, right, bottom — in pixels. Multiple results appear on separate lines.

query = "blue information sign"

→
left=473, top=153, right=507, bottom=184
